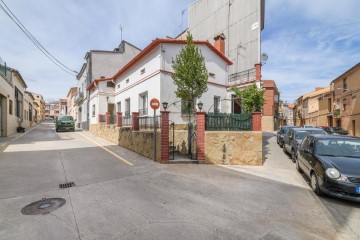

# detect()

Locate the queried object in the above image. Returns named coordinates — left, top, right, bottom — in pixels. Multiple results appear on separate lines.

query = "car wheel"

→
left=72, top=128, right=75, bottom=132
left=295, top=158, right=303, bottom=173
left=283, top=145, right=287, bottom=154
left=279, top=141, right=284, bottom=148
left=291, top=149, right=297, bottom=163
left=310, top=172, right=323, bottom=196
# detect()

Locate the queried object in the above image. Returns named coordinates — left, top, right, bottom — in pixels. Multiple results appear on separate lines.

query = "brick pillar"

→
left=117, top=112, right=122, bottom=128
left=255, top=63, right=262, bottom=81
left=98, top=114, right=101, bottom=123
left=160, top=111, right=170, bottom=163
left=106, top=112, right=110, bottom=125
left=252, top=112, right=262, bottom=131
left=196, top=111, right=205, bottom=163
left=132, top=112, right=139, bottom=131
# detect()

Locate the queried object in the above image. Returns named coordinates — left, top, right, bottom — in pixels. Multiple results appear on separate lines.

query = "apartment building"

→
left=331, top=63, right=360, bottom=136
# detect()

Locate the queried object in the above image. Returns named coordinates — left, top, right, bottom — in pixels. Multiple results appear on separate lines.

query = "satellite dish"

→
left=261, top=53, right=268, bottom=62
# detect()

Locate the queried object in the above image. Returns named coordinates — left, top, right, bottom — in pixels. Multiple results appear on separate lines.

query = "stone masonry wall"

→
left=205, top=131, right=262, bottom=165
left=90, top=124, right=161, bottom=162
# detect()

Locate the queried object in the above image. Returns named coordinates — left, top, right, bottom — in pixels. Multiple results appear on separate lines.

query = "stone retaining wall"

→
left=205, top=131, right=262, bottom=165
left=90, top=124, right=161, bottom=162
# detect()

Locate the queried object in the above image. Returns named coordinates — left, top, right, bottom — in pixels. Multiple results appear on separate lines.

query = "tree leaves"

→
left=231, top=84, right=265, bottom=113
left=172, top=33, right=208, bottom=114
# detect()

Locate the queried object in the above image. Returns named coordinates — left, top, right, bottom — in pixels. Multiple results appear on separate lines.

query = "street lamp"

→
left=197, top=101, right=203, bottom=111
left=162, top=101, right=168, bottom=110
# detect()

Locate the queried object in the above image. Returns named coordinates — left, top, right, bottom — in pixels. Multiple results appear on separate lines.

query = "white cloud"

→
left=262, top=0, right=360, bottom=103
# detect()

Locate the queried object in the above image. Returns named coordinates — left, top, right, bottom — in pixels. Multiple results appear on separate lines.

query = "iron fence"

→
left=139, top=108, right=148, bottom=116
left=109, top=115, right=116, bottom=124
left=205, top=112, right=252, bottom=131
left=99, top=115, right=106, bottom=123
left=139, top=115, right=161, bottom=130
left=122, top=116, right=132, bottom=126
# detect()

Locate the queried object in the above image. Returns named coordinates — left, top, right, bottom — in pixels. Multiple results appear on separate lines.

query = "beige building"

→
left=23, top=91, right=35, bottom=128
left=31, top=92, right=45, bottom=122
left=67, top=87, right=78, bottom=118
left=0, top=64, right=28, bottom=136
left=302, top=87, right=330, bottom=127
left=331, top=63, right=360, bottom=136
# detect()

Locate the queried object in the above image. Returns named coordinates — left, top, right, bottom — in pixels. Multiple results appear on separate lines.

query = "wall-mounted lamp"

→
left=106, top=96, right=109, bottom=102
left=162, top=101, right=168, bottom=110
left=197, top=101, right=203, bottom=111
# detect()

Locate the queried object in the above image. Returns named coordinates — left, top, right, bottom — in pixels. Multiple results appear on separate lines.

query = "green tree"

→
left=232, top=84, right=265, bottom=113
left=172, top=32, right=208, bottom=117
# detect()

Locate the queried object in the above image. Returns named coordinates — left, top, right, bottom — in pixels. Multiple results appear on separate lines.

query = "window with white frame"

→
left=125, top=98, right=130, bottom=116
left=139, top=92, right=148, bottom=116
left=214, top=96, right=220, bottom=113
left=117, top=101, right=121, bottom=113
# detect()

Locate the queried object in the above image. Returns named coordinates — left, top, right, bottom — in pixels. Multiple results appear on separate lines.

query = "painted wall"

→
left=188, top=0, right=264, bottom=75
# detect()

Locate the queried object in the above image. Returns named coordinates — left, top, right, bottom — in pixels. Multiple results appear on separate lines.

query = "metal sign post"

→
left=150, top=98, right=160, bottom=161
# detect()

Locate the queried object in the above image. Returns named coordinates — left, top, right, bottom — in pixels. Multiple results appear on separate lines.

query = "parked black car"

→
left=296, top=135, right=360, bottom=202
left=319, top=126, right=349, bottom=135
left=283, top=128, right=325, bottom=162
left=277, top=126, right=296, bottom=148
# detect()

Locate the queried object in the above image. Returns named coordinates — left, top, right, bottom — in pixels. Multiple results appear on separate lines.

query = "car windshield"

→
left=316, top=139, right=360, bottom=158
left=58, top=116, right=74, bottom=121
left=295, top=130, right=324, bottom=140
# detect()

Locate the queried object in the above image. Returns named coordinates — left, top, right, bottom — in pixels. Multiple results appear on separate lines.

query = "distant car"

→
left=283, top=128, right=326, bottom=162
left=318, top=126, right=349, bottom=135
left=332, top=127, right=349, bottom=135
left=296, top=135, right=360, bottom=202
left=277, top=126, right=296, bottom=148
left=56, top=115, right=75, bottom=132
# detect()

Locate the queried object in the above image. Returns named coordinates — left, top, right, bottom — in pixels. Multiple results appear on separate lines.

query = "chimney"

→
left=214, top=33, right=226, bottom=55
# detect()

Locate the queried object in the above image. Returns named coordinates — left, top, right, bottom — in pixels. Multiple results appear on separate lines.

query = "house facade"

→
left=87, top=38, right=232, bottom=125
left=0, top=64, right=28, bottom=136
left=302, top=87, right=330, bottom=127
left=262, top=80, right=280, bottom=131
left=23, top=91, right=35, bottom=128
left=67, top=87, right=78, bottom=118
left=31, top=92, right=45, bottom=122
left=331, top=63, right=360, bottom=136
left=75, top=40, right=141, bottom=130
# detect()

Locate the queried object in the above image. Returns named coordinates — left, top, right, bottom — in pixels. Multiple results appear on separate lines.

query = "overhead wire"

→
left=0, top=0, right=77, bottom=76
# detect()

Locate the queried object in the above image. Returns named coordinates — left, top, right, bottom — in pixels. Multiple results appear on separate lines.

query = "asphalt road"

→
left=0, top=122, right=359, bottom=240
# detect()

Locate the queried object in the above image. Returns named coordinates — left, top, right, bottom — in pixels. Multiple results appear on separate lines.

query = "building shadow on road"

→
left=262, top=132, right=275, bottom=165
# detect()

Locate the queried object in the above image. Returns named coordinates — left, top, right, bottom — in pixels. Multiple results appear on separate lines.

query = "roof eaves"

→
left=331, top=62, right=360, bottom=83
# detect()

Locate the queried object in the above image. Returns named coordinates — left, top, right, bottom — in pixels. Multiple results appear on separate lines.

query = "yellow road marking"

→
left=77, top=132, right=133, bottom=166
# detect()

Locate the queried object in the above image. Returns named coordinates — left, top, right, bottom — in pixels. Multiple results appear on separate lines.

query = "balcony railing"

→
left=75, top=92, right=84, bottom=105
left=333, top=109, right=340, bottom=118
left=139, top=115, right=161, bottom=130
left=0, top=64, right=12, bottom=82
left=228, top=68, right=256, bottom=86
left=139, top=108, right=148, bottom=116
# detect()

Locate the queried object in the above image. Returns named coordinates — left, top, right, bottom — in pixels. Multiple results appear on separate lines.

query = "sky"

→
left=0, top=0, right=359, bottom=103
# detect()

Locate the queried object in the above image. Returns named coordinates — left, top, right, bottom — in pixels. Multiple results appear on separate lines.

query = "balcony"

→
left=228, top=68, right=256, bottom=86
left=333, top=109, right=341, bottom=118
left=74, top=92, right=84, bottom=105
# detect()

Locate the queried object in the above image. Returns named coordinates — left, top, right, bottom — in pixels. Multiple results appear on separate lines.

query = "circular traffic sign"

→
left=150, top=98, right=160, bottom=110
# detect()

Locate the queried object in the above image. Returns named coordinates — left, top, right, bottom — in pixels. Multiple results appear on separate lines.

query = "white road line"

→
left=76, top=132, right=134, bottom=166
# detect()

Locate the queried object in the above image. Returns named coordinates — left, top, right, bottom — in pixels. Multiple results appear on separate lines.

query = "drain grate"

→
left=21, top=198, right=66, bottom=215
left=59, top=182, right=75, bottom=189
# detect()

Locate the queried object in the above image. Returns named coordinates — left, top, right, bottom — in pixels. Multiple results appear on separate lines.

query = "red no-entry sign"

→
left=150, top=98, right=160, bottom=110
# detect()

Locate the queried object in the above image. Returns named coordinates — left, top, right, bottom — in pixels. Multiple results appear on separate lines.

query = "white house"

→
left=87, top=38, right=233, bottom=125
left=75, top=40, right=141, bottom=130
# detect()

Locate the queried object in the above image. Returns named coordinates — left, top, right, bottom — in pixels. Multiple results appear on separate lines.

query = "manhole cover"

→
left=21, top=198, right=66, bottom=215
